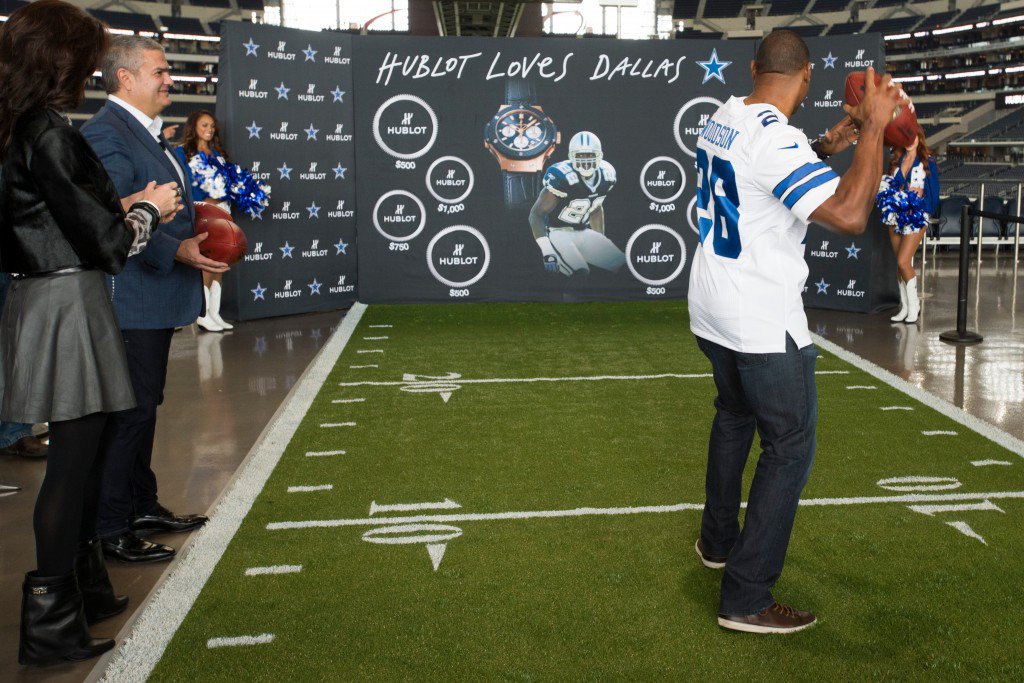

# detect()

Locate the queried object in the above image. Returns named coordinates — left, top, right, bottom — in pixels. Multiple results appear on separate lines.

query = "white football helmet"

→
left=569, top=131, right=603, bottom=178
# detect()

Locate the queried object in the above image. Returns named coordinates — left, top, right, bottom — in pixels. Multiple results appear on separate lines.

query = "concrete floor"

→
left=0, top=249, right=1020, bottom=681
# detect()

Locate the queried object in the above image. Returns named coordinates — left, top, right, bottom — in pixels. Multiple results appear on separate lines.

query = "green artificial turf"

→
left=150, top=301, right=1024, bottom=681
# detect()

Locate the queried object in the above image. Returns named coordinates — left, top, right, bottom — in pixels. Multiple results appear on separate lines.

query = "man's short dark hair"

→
left=755, top=30, right=810, bottom=74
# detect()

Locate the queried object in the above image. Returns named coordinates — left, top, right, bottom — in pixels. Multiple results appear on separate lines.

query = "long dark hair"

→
left=889, top=126, right=935, bottom=177
left=0, top=0, right=108, bottom=153
left=179, top=109, right=226, bottom=160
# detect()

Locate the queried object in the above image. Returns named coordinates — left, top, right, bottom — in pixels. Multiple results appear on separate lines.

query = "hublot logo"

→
left=327, top=123, right=352, bottom=142
left=323, top=46, right=351, bottom=66
left=330, top=273, right=355, bottom=294
left=300, top=161, right=326, bottom=181
left=244, top=241, right=273, bottom=262
left=301, top=238, right=329, bottom=259
left=271, top=121, right=298, bottom=141
left=810, top=239, right=839, bottom=259
left=439, top=243, right=479, bottom=266
left=272, top=201, right=300, bottom=221
left=274, top=279, right=303, bottom=299
left=249, top=160, right=271, bottom=181
left=238, top=78, right=269, bottom=99
left=837, top=279, right=866, bottom=298
left=328, top=199, right=355, bottom=219
left=268, top=40, right=297, bottom=61
left=813, top=88, right=842, bottom=108
left=298, top=83, right=325, bottom=103
left=383, top=203, right=417, bottom=223
left=435, top=168, right=467, bottom=187
left=845, top=49, right=874, bottom=69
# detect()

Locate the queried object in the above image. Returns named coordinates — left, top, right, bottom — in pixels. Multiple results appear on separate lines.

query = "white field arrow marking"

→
left=972, top=460, right=1013, bottom=467
left=369, top=498, right=462, bottom=516
left=907, top=499, right=1004, bottom=516
left=946, top=521, right=987, bottom=544
left=426, top=543, right=447, bottom=571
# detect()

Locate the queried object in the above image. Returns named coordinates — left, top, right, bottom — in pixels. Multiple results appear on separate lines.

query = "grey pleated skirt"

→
left=0, top=270, right=135, bottom=423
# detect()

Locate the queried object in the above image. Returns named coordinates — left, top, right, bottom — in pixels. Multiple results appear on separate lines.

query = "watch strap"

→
left=505, top=77, right=538, bottom=107
left=503, top=170, right=542, bottom=209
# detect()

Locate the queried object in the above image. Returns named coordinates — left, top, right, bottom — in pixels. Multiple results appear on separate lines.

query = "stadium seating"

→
left=159, top=16, right=209, bottom=35
left=87, top=9, right=158, bottom=33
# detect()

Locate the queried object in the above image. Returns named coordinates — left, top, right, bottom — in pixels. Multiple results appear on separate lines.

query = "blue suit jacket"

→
left=81, top=101, right=202, bottom=329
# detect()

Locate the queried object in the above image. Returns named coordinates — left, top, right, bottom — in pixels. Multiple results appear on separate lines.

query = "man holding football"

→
left=529, top=131, right=625, bottom=277
left=688, top=30, right=903, bottom=634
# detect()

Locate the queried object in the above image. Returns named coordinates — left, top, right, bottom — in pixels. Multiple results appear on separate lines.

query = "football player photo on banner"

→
left=354, top=36, right=756, bottom=303
left=216, top=21, right=357, bottom=321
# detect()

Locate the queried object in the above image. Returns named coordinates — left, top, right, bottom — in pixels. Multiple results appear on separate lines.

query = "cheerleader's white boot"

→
left=208, top=280, right=233, bottom=330
left=904, top=277, right=920, bottom=324
left=890, top=280, right=908, bottom=322
left=195, top=286, right=224, bottom=332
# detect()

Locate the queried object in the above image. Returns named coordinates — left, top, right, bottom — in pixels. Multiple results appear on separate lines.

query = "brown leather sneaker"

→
left=695, top=538, right=727, bottom=569
left=1, top=435, right=48, bottom=458
left=718, top=602, right=817, bottom=634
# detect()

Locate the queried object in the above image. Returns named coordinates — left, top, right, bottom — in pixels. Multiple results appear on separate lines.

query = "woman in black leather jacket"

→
left=0, top=0, right=180, bottom=667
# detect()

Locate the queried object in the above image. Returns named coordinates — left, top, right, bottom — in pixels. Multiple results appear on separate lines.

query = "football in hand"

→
left=194, top=201, right=247, bottom=265
left=843, top=70, right=919, bottom=149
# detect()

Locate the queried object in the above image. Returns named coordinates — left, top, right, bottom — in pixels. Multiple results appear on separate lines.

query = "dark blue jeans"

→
left=695, top=333, right=818, bottom=616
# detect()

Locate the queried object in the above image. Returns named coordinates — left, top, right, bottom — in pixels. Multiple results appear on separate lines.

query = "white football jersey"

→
left=688, top=96, right=840, bottom=353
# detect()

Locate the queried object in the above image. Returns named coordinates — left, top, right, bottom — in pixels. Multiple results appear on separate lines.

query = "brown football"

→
left=194, top=202, right=247, bottom=265
left=843, top=71, right=918, bottom=149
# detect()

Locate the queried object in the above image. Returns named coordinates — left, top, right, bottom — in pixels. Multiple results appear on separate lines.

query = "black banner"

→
left=216, top=21, right=357, bottom=320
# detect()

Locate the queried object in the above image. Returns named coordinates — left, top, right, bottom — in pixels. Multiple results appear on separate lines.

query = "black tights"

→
left=33, top=412, right=118, bottom=577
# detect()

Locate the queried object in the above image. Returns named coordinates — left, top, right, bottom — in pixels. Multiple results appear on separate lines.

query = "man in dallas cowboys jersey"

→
left=687, top=31, right=903, bottom=634
left=529, top=131, right=625, bottom=276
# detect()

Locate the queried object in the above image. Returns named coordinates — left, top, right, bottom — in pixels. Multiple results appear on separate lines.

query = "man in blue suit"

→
left=83, top=36, right=228, bottom=563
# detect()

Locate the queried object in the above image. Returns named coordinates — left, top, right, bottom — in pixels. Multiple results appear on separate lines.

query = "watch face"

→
left=486, top=106, right=558, bottom=160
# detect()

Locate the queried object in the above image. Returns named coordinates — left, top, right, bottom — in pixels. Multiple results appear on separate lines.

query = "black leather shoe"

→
left=76, top=538, right=129, bottom=623
left=130, top=504, right=208, bottom=534
left=18, top=571, right=114, bottom=666
left=101, top=532, right=175, bottom=564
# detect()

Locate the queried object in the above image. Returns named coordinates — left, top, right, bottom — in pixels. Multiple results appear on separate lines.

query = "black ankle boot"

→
left=18, top=571, right=115, bottom=666
left=76, top=537, right=129, bottom=623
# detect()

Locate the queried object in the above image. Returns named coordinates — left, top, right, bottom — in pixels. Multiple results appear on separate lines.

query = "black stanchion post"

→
left=939, top=204, right=984, bottom=344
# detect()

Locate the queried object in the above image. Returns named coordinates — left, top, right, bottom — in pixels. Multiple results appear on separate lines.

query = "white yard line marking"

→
left=946, top=521, right=988, bottom=544
left=288, top=485, right=333, bottom=493
left=265, top=489, right=1024, bottom=531
left=972, top=459, right=1013, bottom=467
left=332, top=398, right=366, bottom=404
left=815, top=370, right=850, bottom=375
left=846, top=385, right=877, bottom=390
left=244, top=565, right=302, bottom=576
left=368, top=324, right=392, bottom=328
left=363, top=336, right=389, bottom=340
left=320, top=422, right=356, bottom=428
left=881, top=406, right=914, bottom=411
left=357, top=349, right=384, bottom=354
left=908, top=500, right=1003, bottom=516
left=811, top=334, right=1024, bottom=459
left=922, top=430, right=958, bottom=436
left=338, top=372, right=713, bottom=388
left=349, top=364, right=378, bottom=369
left=370, top=499, right=461, bottom=516
left=95, top=303, right=366, bottom=683
left=305, top=450, right=345, bottom=457
left=206, top=634, right=275, bottom=649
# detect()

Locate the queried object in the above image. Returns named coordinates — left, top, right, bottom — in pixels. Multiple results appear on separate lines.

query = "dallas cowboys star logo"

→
left=277, top=162, right=292, bottom=180
left=251, top=283, right=266, bottom=300
left=275, top=82, right=290, bottom=100
left=330, top=86, right=345, bottom=103
left=304, top=123, right=319, bottom=141
left=306, top=202, right=320, bottom=219
left=822, top=52, right=837, bottom=69
left=243, top=38, right=259, bottom=57
left=846, top=243, right=861, bottom=259
left=303, top=44, right=317, bottom=62
left=332, top=163, right=347, bottom=180
left=279, top=241, right=294, bottom=258
left=697, top=49, right=731, bottom=84
left=334, top=238, right=348, bottom=255
left=308, top=279, right=322, bottom=295
left=246, top=120, right=261, bottom=139
left=815, top=278, right=830, bottom=294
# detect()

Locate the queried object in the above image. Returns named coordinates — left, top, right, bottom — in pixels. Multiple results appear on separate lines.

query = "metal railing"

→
left=940, top=201, right=1024, bottom=344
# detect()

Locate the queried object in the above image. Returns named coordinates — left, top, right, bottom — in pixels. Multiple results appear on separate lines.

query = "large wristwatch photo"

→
left=484, top=77, right=561, bottom=209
